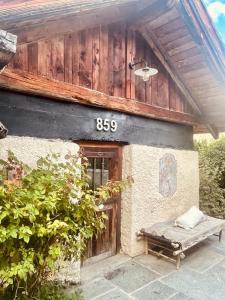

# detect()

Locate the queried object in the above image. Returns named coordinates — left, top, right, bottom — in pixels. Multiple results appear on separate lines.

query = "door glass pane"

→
left=87, top=157, right=109, bottom=190
left=102, top=158, right=109, bottom=185
left=87, top=158, right=94, bottom=190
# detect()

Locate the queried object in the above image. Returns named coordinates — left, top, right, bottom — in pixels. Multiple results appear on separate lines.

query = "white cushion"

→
left=174, top=206, right=205, bottom=230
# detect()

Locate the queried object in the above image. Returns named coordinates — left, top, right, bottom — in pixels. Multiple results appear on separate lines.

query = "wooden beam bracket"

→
left=0, top=68, right=197, bottom=127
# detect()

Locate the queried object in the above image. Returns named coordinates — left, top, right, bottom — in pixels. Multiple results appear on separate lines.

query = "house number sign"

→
left=96, top=117, right=117, bottom=132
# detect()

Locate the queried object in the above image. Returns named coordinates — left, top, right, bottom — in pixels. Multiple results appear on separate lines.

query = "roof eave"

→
left=179, top=0, right=225, bottom=84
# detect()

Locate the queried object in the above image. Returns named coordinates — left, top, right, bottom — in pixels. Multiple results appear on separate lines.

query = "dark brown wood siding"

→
left=9, top=22, right=191, bottom=114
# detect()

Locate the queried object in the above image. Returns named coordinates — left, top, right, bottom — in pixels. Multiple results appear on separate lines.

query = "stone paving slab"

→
left=182, top=247, right=224, bottom=273
left=210, top=245, right=225, bottom=257
left=205, top=259, right=225, bottom=283
left=79, top=278, right=115, bottom=300
left=161, top=267, right=225, bottom=300
left=132, top=280, right=176, bottom=300
left=81, top=254, right=131, bottom=283
left=133, top=254, right=175, bottom=275
left=94, top=288, right=132, bottom=300
left=168, top=293, right=193, bottom=300
left=200, top=235, right=225, bottom=255
left=78, top=235, right=225, bottom=300
left=104, top=261, right=159, bottom=293
left=205, top=236, right=225, bottom=257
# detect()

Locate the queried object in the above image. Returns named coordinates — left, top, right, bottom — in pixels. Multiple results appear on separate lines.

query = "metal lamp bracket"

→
left=128, top=59, right=146, bottom=70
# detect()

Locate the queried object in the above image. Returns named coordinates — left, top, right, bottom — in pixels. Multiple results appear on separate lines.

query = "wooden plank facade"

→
left=1, top=0, right=225, bottom=132
left=8, top=24, right=192, bottom=116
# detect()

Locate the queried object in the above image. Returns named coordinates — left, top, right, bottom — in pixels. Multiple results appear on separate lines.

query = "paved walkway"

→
left=76, top=234, right=225, bottom=300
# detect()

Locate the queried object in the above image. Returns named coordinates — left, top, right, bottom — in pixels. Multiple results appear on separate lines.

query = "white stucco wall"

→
left=0, top=135, right=79, bottom=165
left=121, top=144, right=199, bottom=257
left=0, top=137, right=199, bottom=266
left=0, top=135, right=81, bottom=283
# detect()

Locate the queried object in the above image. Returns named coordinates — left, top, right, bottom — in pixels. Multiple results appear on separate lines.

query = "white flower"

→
left=98, top=204, right=104, bottom=210
left=69, top=197, right=79, bottom=205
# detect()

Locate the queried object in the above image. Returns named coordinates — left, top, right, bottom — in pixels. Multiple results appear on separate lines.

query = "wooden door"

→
left=80, top=143, right=122, bottom=262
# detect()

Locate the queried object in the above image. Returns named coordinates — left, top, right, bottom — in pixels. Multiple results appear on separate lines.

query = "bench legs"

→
left=144, top=238, right=183, bottom=269
left=145, top=239, right=148, bottom=255
left=176, top=254, right=181, bottom=270
left=143, top=230, right=224, bottom=270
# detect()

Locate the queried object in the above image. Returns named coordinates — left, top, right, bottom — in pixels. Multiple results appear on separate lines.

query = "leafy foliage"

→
left=0, top=151, right=128, bottom=299
left=195, top=136, right=225, bottom=218
left=1, top=283, right=83, bottom=300
left=36, top=283, right=83, bottom=300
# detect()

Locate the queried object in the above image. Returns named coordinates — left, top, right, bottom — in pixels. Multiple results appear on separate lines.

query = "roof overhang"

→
left=132, top=0, right=225, bottom=136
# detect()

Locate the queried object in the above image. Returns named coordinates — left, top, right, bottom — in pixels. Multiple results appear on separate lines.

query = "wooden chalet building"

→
left=0, top=0, right=225, bottom=264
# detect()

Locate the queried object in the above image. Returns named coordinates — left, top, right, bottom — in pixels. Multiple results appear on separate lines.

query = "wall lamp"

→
left=129, top=60, right=158, bottom=82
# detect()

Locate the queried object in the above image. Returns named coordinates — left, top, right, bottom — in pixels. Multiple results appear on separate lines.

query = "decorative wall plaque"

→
left=159, top=153, right=177, bottom=197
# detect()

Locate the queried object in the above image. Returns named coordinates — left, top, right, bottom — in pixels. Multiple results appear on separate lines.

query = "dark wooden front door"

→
left=80, top=143, right=122, bottom=262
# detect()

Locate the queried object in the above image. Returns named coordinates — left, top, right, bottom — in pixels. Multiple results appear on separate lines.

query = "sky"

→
left=204, top=0, right=225, bottom=44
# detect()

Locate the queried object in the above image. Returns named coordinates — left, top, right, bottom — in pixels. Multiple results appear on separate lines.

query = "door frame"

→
left=79, top=141, right=122, bottom=255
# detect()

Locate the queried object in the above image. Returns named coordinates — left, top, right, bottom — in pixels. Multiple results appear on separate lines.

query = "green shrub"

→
left=0, top=151, right=128, bottom=299
left=1, top=283, right=83, bottom=300
left=36, top=283, right=83, bottom=300
left=195, top=136, right=225, bottom=218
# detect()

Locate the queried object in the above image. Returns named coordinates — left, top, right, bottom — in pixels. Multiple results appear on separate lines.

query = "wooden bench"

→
left=137, top=216, right=225, bottom=269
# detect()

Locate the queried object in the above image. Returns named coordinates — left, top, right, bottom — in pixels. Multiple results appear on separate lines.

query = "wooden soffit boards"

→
left=0, top=0, right=157, bottom=45
left=0, top=1, right=156, bottom=46
left=0, top=68, right=197, bottom=126
left=13, top=4, right=139, bottom=45
left=133, top=0, right=225, bottom=137
left=0, top=0, right=138, bottom=27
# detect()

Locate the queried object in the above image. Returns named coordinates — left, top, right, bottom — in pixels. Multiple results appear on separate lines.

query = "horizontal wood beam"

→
left=0, top=68, right=197, bottom=126
left=194, top=124, right=221, bottom=137
left=0, top=30, right=17, bottom=70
